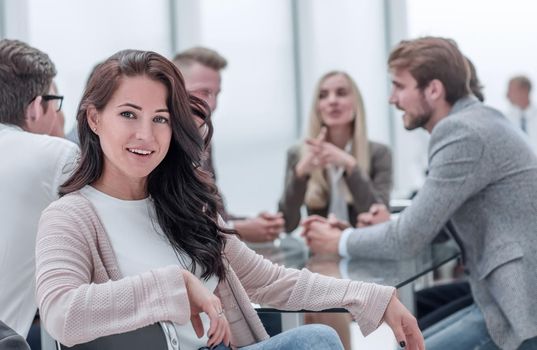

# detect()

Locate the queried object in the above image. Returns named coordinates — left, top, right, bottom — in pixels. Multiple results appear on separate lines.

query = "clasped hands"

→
left=295, top=127, right=357, bottom=178
left=302, top=204, right=391, bottom=255
left=233, top=211, right=285, bottom=243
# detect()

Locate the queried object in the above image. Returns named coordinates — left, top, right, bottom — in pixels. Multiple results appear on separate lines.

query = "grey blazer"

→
left=346, top=96, right=537, bottom=350
left=279, top=141, right=392, bottom=232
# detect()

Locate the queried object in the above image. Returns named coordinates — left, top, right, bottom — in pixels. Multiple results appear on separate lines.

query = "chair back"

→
left=56, top=323, right=167, bottom=350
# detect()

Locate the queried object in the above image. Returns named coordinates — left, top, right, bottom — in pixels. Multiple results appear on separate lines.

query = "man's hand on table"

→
left=233, top=212, right=285, bottom=243
left=303, top=202, right=391, bottom=255
left=301, top=214, right=345, bottom=255
left=357, top=203, right=391, bottom=227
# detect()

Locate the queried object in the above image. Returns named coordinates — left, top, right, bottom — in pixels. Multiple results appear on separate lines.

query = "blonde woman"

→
left=279, top=71, right=392, bottom=233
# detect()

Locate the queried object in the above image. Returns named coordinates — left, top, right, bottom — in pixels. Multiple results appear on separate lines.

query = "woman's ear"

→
left=86, top=105, right=100, bottom=134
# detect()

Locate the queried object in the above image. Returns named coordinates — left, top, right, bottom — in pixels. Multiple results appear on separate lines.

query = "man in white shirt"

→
left=506, top=75, right=537, bottom=152
left=0, top=39, right=78, bottom=337
left=173, top=47, right=285, bottom=243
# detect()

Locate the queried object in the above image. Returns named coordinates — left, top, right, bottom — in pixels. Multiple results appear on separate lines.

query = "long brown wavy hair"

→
left=60, top=50, right=234, bottom=281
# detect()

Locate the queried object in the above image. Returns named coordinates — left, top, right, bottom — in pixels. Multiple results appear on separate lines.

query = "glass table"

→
left=251, top=234, right=460, bottom=313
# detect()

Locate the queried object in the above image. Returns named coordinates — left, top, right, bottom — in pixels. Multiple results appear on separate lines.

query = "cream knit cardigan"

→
left=35, top=193, right=394, bottom=348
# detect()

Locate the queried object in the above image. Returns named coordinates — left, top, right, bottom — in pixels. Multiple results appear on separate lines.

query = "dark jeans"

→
left=416, top=281, right=473, bottom=330
left=26, top=317, right=41, bottom=350
left=257, top=312, right=281, bottom=337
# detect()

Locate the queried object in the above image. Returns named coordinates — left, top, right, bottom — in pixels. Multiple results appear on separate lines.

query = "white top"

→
left=80, top=185, right=218, bottom=350
left=0, top=123, right=78, bottom=336
left=506, top=104, right=537, bottom=153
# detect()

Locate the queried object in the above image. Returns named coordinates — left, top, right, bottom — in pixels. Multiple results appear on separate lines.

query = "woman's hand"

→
left=295, top=127, right=327, bottom=178
left=315, top=141, right=357, bottom=173
left=383, top=294, right=424, bottom=350
left=182, top=271, right=231, bottom=348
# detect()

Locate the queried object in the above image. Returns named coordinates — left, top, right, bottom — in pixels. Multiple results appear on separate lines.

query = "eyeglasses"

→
left=42, top=94, right=64, bottom=112
left=30, top=94, right=64, bottom=112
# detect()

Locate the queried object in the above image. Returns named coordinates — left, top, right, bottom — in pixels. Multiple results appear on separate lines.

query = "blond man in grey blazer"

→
left=304, top=37, right=537, bottom=350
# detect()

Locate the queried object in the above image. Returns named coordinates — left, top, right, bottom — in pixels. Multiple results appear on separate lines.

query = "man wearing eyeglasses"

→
left=0, top=39, right=78, bottom=339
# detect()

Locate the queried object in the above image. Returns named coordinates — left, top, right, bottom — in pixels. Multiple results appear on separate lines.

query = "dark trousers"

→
left=416, top=281, right=473, bottom=330
left=257, top=312, right=282, bottom=337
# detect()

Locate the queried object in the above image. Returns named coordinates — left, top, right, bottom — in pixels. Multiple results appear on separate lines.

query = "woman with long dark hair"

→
left=35, top=50, right=423, bottom=350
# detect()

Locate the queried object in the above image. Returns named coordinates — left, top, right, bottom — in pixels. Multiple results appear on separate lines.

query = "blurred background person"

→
left=279, top=71, right=392, bottom=233
left=173, top=47, right=285, bottom=243
left=506, top=75, right=537, bottom=152
left=278, top=71, right=392, bottom=349
left=0, top=38, right=78, bottom=345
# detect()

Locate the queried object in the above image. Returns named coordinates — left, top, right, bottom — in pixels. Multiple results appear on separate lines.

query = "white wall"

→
left=297, top=0, right=391, bottom=144
left=183, top=0, right=296, bottom=215
left=1, top=0, right=402, bottom=214
left=199, top=0, right=396, bottom=214
left=389, top=0, right=537, bottom=196
left=407, top=0, right=537, bottom=116
left=2, top=0, right=171, bottom=132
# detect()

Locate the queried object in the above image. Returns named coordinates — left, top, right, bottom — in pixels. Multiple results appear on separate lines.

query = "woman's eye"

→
left=337, top=89, right=349, bottom=97
left=319, top=91, right=328, bottom=99
left=154, top=116, right=169, bottom=124
left=120, top=111, right=135, bottom=119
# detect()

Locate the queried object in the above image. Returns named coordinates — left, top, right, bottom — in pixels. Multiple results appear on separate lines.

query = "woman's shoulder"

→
left=367, top=141, right=392, bottom=171
left=42, top=191, right=96, bottom=225
left=286, top=143, right=302, bottom=155
left=46, top=191, right=88, bottom=210
left=367, top=140, right=391, bottom=154
left=368, top=141, right=392, bottom=160
left=285, top=143, right=303, bottom=164
left=38, top=191, right=101, bottom=248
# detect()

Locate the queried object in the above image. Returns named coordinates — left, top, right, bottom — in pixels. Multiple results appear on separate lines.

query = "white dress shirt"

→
left=506, top=104, right=537, bottom=153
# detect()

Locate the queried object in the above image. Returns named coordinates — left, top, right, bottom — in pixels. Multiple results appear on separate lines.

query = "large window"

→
left=2, top=0, right=171, bottom=132
left=1, top=0, right=403, bottom=213
left=408, top=0, right=537, bottom=114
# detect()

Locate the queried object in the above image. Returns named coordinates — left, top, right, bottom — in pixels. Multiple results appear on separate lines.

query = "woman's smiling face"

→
left=89, top=75, right=172, bottom=185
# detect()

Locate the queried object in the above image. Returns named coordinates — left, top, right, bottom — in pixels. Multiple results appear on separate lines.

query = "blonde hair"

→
left=304, top=71, right=370, bottom=209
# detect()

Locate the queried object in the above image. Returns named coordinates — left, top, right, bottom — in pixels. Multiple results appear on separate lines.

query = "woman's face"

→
left=91, top=75, right=172, bottom=184
left=317, top=74, right=356, bottom=128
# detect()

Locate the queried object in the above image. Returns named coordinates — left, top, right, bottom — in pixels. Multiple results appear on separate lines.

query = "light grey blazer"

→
left=346, top=96, right=537, bottom=350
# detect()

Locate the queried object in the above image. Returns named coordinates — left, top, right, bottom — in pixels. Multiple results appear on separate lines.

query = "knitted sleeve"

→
left=35, top=200, right=190, bottom=347
left=225, top=235, right=395, bottom=336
